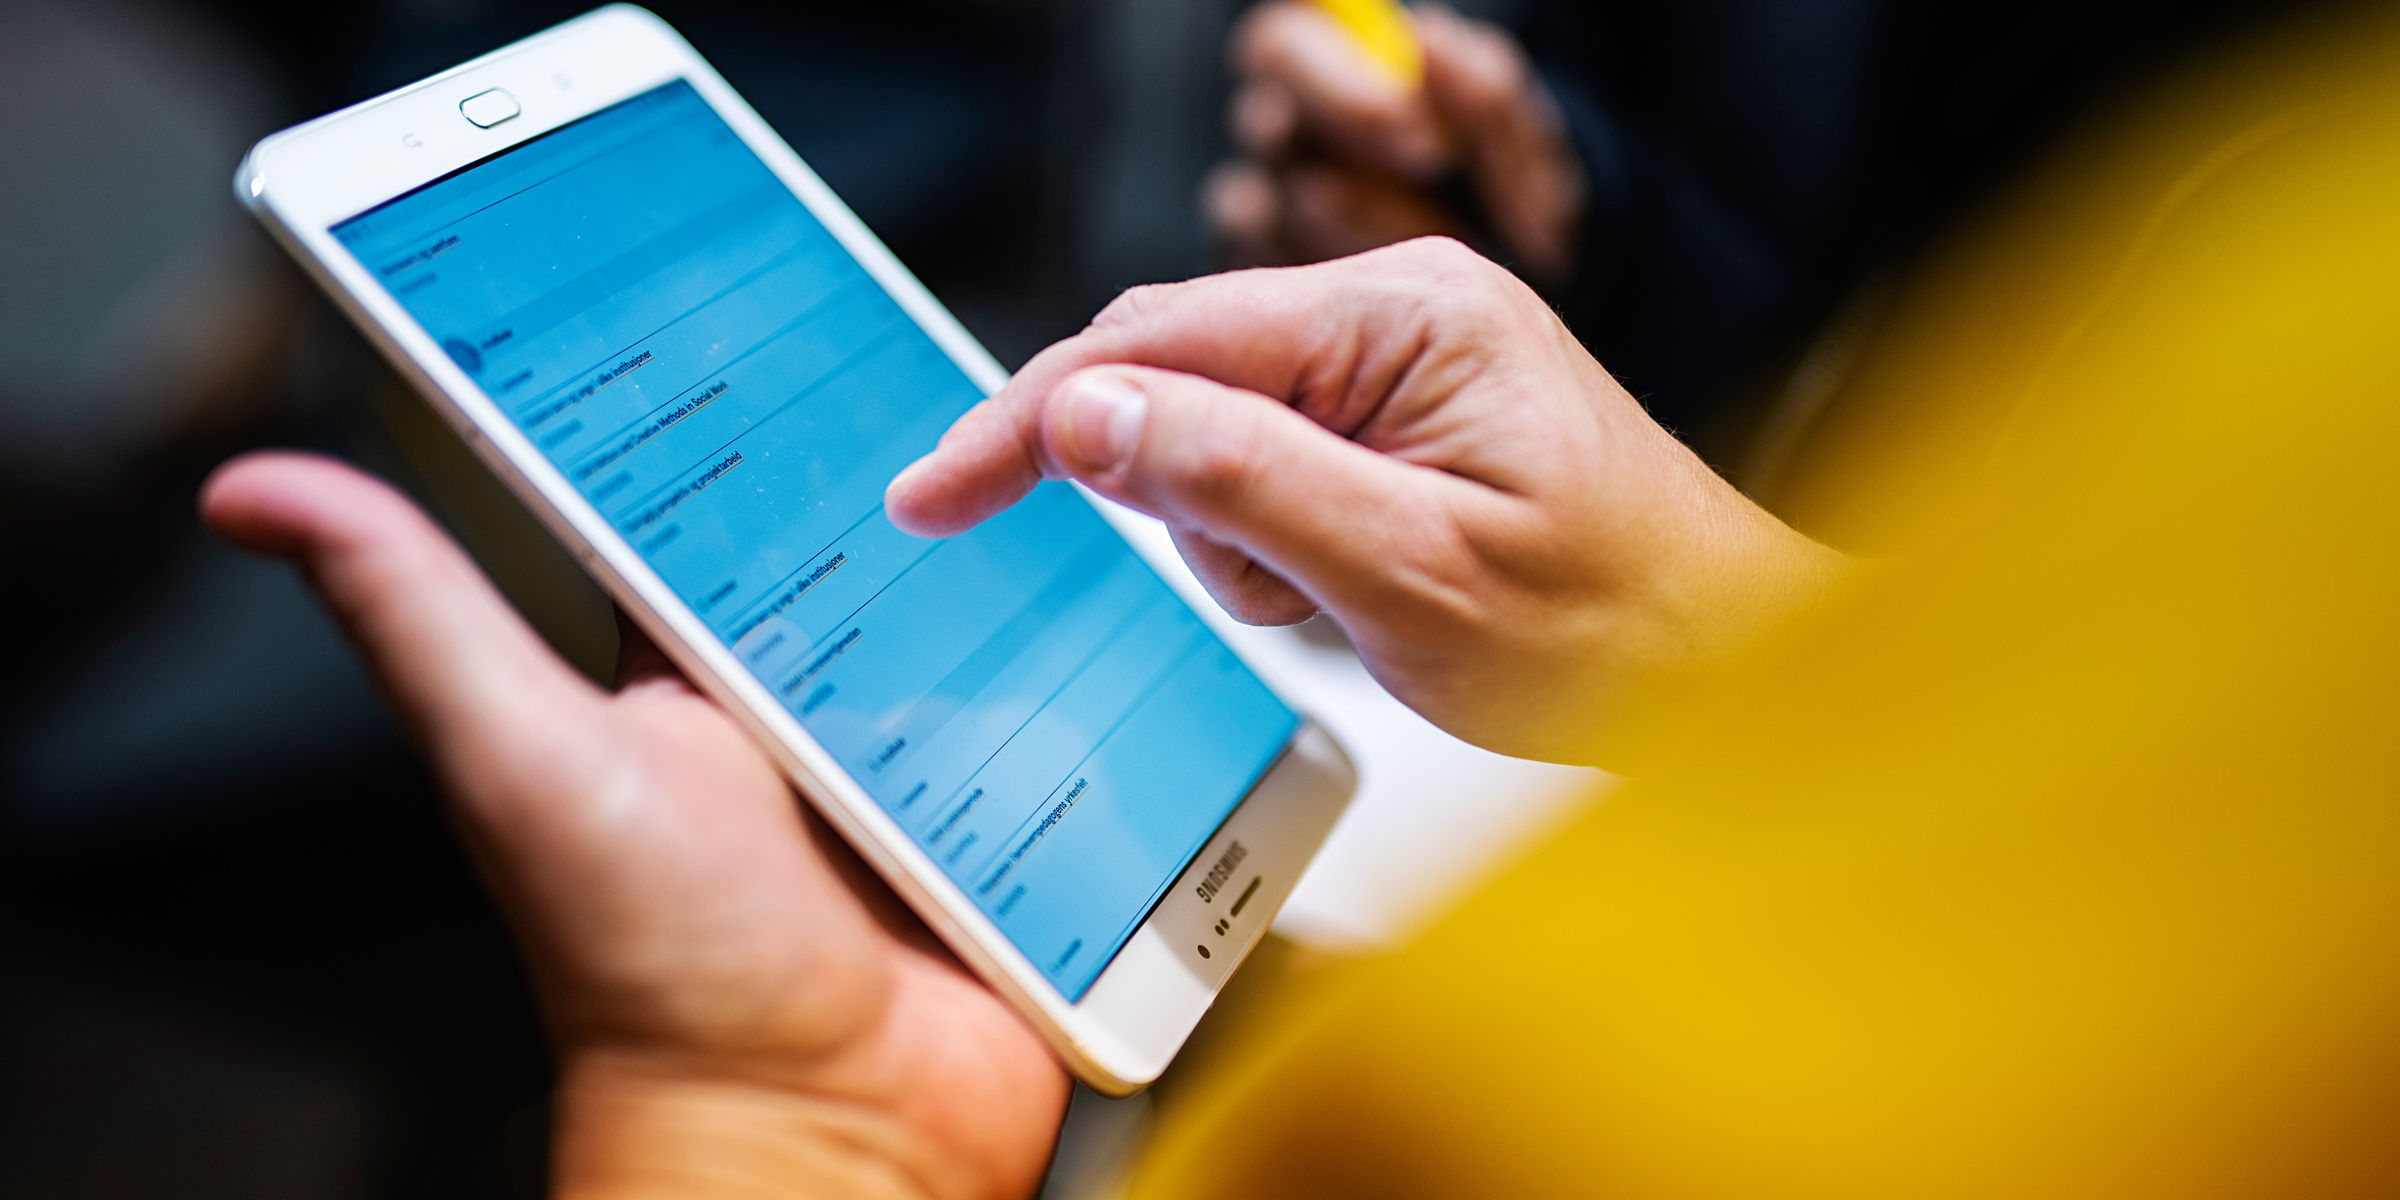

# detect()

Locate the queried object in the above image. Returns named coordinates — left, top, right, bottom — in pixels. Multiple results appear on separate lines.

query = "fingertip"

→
left=199, top=450, right=355, bottom=555
left=1416, top=5, right=1526, bottom=121
left=885, top=378, right=1070, bottom=538
left=198, top=449, right=286, bottom=524
left=1230, top=0, right=1300, bottom=74
left=887, top=453, right=1016, bottom=541
left=198, top=453, right=264, bottom=540
left=1409, top=1, right=1463, bottom=36
left=881, top=459, right=952, bottom=538
left=1229, top=81, right=1299, bottom=158
left=1203, top=160, right=1280, bottom=244
left=205, top=452, right=607, bottom=765
left=1241, top=2, right=1420, bottom=113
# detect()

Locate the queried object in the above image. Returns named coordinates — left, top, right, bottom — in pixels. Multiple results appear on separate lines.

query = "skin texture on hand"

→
left=887, top=239, right=1843, bottom=764
left=200, top=454, right=1068, bottom=1200
left=1208, top=3, right=1586, bottom=285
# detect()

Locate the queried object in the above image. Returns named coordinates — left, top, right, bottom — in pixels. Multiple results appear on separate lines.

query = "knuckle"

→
left=1459, top=26, right=1531, bottom=102
left=1414, top=233, right=1484, bottom=270
left=1366, top=237, right=1526, bottom=327
left=1090, top=282, right=1171, bottom=333
left=1385, top=233, right=1473, bottom=270
left=1377, top=499, right=1498, bottom=633
left=1177, top=404, right=1273, bottom=507
left=1391, top=236, right=1508, bottom=296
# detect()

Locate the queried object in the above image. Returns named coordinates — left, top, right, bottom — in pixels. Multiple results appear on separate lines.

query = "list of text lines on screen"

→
left=332, top=80, right=1296, bottom=999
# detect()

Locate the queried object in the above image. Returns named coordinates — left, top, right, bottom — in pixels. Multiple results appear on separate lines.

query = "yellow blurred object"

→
left=1127, top=4, right=2400, bottom=1197
left=1309, top=0, right=1424, bottom=86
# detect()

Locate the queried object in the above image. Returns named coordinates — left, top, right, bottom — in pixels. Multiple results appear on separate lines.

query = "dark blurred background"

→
left=0, top=0, right=2327, bottom=1195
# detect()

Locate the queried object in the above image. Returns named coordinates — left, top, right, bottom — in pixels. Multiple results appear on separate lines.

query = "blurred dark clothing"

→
left=1518, top=0, right=2319, bottom=441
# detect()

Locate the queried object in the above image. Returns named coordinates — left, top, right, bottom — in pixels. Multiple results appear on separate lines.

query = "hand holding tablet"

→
left=236, top=7, right=1350, bottom=1092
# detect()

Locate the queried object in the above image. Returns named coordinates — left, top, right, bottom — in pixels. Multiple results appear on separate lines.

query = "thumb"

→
left=1038, top=364, right=1463, bottom=622
left=199, top=451, right=606, bottom=797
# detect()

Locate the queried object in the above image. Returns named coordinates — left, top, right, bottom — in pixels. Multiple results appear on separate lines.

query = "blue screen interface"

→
left=331, top=80, right=1297, bottom=999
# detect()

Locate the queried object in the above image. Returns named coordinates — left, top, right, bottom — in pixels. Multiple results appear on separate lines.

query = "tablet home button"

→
left=460, top=88, right=521, bottom=128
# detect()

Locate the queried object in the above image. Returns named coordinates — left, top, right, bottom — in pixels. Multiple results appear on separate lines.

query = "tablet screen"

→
left=331, top=80, right=1297, bottom=1000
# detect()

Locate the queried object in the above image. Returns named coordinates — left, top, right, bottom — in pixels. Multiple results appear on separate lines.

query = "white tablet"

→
left=236, top=4, right=1354, bottom=1094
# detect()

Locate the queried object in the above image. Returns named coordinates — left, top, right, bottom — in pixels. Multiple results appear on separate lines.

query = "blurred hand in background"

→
left=1205, top=3, right=1586, bottom=287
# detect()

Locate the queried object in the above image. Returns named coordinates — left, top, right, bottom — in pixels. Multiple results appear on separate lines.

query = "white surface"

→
left=1097, top=506, right=1609, bottom=949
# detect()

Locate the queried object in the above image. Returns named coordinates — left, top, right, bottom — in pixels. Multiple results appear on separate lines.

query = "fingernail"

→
left=1063, top=373, right=1147, bottom=469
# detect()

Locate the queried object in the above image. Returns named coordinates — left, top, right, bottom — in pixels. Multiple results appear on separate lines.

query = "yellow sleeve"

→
left=1130, top=10, right=2400, bottom=1198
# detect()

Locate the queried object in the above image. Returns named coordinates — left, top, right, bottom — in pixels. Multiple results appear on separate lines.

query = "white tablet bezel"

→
left=235, top=3, right=1353, bottom=1094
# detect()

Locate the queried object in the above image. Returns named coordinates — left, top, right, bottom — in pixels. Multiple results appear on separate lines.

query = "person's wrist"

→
left=552, top=1047, right=959, bottom=1200
left=1525, top=386, right=1849, bottom=756
left=1647, top=457, right=1849, bottom=662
